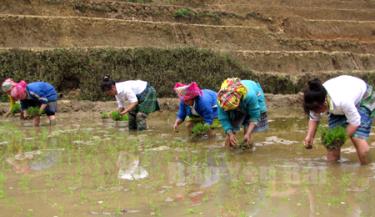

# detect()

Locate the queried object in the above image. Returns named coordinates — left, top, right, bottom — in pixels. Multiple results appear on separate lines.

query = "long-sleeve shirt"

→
left=115, top=80, right=147, bottom=108
left=176, top=89, right=218, bottom=125
left=25, top=82, right=58, bottom=104
left=218, top=80, right=267, bottom=133
left=309, top=75, right=367, bottom=126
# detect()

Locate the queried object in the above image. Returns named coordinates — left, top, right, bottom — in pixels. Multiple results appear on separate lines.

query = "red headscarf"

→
left=10, top=80, right=27, bottom=100
left=174, top=82, right=202, bottom=102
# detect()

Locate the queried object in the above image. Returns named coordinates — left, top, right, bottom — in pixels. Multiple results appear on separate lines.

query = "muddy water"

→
left=0, top=111, right=375, bottom=217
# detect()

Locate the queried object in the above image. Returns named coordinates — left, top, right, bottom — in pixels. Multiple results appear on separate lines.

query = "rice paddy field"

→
left=0, top=111, right=375, bottom=217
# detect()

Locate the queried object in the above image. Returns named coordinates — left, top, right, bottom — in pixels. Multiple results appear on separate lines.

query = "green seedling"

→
left=26, top=107, right=41, bottom=118
left=100, top=112, right=110, bottom=119
left=320, top=126, right=347, bottom=150
left=11, top=102, right=21, bottom=114
left=211, top=119, right=221, bottom=129
left=111, top=111, right=128, bottom=121
left=238, top=140, right=253, bottom=150
left=191, top=123, right=210, bottom=136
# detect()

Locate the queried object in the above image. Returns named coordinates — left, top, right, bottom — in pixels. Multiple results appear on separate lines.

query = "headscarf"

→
left=217, top=78, right=247, bottom=111
left=10, top=80, right=27, bottom=100
left=174, top=82, right=202, bottom=102
left=1, top=78, right=15, bottom=93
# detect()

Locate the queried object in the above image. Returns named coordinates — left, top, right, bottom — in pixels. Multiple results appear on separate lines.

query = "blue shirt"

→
left=25, top=82, right=58, bottom=104
left=176, top=89, right=218, bottom=125
left=218, top=80, right=267, bottom=133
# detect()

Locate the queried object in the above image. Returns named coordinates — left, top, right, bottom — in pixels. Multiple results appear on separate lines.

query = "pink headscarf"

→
left=1, top=78, right=15, bottom=93
left=174, top=82, right=202, bottom=102
left=10, top=80, right=27, bottom=100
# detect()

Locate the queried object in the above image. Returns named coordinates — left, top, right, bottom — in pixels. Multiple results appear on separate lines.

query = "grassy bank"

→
left=0, top=47, right=374, bottom=101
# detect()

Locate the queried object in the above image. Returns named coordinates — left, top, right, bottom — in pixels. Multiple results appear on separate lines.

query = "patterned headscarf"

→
left=1, top=78, right=15, bottom=93
left=217, top=78, right=247, bottom=111
left=10, top=80, right=27, bottom=100
left=174, top=82, right=202, bottom=102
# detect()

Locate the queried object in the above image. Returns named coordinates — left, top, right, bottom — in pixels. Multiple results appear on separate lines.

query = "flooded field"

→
left=0, top=111, right=375, bottom=217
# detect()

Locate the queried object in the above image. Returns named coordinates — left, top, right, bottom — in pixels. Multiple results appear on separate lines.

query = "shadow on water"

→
left=0, top=111, right=374, bottom=216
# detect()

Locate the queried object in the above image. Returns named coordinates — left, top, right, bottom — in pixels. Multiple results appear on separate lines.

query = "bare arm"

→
left=244, top=122, right=257, bottom=144
left=304, top=120, right=319, bottom=149
left=173, top=118, right=184, bottom=131
left=39, top=104, right=47, bottom=114
left=120, top=102, right=138, bottom=115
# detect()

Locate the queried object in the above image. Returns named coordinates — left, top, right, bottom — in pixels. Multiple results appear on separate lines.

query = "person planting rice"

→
left=10, top=81, right=58, bottom=127
left=173, top=82, right=218, bottom=136
left=101, top=75, right=160, bottom=131
left=1, top=78, right=21, bottom=117
left=217, top=78, right=268, bottom=147
left=303, top=75, right=375, bottom=165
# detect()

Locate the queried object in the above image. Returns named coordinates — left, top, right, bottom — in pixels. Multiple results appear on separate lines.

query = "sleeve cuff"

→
left=225, top=129, right=233, bottom=134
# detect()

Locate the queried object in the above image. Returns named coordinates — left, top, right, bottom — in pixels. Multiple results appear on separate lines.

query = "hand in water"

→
left=244, top=133, right=252, bottom=145
left=304, top=136, right=313, bottom=149
left=225, top=133, right=237, bottom=147
left=173, top=123, right=179, bottom=132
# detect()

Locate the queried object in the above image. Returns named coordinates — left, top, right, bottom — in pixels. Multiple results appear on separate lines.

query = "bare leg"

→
left=33, top=116, right=41, bottom=127
left=326, top=149, right=340, bottom=162
left=207, top=128, right=215, bottom=138
left=351, top=137, right=370, bottom=165
left=48, top=115, right=56, bottom=126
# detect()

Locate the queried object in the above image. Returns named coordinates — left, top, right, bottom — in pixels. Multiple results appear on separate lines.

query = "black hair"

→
left=303, top=78, right=327, bottom=114
left=100, top=75, right=115, bottom=92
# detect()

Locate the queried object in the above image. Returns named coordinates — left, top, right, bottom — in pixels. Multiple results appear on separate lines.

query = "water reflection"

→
left=1, top=113, right=375, bottom=217
left=6, top=149, right=62, bottom=174
left=117, top=152, right=149, bottom=180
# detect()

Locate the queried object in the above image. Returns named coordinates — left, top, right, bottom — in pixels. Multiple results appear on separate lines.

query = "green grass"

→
left=0, top=172, right=5, bottom=199
left=174, top=8, right=196, bottom=19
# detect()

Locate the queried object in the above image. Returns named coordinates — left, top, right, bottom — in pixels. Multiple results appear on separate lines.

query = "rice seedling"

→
left=319, top=126, right=347, bottom=150
left=111, top=111, right=128, bottom=121
left=191, top=123, right=210, bottom=136
left=100, top=112, right=111, bottom=119
left=10, top=102, right=21, bottom=114
left=26, top=107, right=41, bottom=118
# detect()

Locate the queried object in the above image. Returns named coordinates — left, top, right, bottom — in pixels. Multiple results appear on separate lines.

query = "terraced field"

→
left=0, top=0, right=374, bottom=94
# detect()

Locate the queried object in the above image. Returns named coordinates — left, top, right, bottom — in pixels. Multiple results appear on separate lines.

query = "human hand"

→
left=225, top=133, right=237, bottom=147
left=304, top=136, right=313, bottom=149
left=244, top=133, right=252, bottom=145
left=173, top=122, right=179, bottom=132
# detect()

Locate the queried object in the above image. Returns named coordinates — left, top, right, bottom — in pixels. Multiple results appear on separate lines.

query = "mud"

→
left=0, top=94, right=302, bottom=115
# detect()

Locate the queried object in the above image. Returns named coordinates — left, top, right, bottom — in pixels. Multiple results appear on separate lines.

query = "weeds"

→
left=174, top=8, right=195, bottom=19
left=0, top=172, right=5, bottom=199
left=1, top=47, right=352, bottom=101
